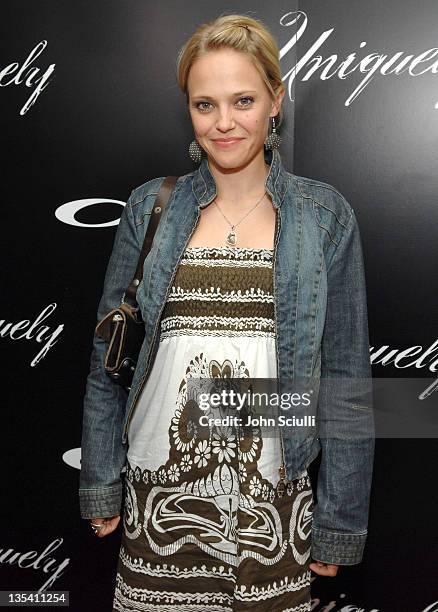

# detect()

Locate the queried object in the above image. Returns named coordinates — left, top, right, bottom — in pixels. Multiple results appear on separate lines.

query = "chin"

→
left=207, top=151, right=251, bottom=169
left=212, top=158, right=245, bottom=171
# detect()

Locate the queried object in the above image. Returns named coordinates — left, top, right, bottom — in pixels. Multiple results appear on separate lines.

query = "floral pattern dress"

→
left=112, top=246, right=314, bottom=612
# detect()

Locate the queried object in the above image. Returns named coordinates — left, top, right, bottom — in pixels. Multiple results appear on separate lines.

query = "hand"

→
left=89, top=515, right=120, bottom=538
left=309, top=559, right=339, bottom=576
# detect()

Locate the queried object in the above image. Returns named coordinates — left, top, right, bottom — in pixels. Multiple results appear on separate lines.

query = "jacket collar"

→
left=192, top=148, right=289, bottom=209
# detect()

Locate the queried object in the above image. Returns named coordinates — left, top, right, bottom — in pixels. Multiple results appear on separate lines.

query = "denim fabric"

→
left=79, top=148, right=374, bottom=565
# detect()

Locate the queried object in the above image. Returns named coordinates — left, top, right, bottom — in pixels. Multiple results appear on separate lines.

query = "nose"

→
left=215, top=106, right=236, bottom=132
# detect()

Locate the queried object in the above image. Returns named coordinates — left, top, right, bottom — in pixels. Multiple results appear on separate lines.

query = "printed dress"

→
left=112, top=246, right=314, bottom=612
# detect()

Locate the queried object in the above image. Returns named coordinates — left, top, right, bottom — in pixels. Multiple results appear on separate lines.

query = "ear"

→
left=270, top=89, right=285, bottom=118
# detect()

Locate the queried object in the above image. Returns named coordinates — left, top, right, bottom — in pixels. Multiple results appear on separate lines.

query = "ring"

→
left=91, top=522, right=104, bottom=534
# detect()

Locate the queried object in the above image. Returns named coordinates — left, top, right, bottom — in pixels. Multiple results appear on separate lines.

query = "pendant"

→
left=226, top=230, right=237, bottom=246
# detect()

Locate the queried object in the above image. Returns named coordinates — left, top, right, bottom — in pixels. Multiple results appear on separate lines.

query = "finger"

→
left=97, top=517, right=120, bottom=537
left=92, top=518, right=109, bottom=537
left=309, top=562, right=338, bottom=577
left=96, top=521, right=111, bottom=537
left=104, top=517, right=120, bottom=531
left=309, top=562, right=327, bottom=574
left=90, top=515, right=119, bottom=522
left=309, top=561, right=325, bottom=569
left=90, top=515, right=121, bottom=537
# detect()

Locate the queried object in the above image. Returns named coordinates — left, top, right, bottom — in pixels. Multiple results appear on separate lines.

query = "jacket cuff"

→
left=79, top=483, right=123, bottom=519
left=311, top=527, right=367, bottom=565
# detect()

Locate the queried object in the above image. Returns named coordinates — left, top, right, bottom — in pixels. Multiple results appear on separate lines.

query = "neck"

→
left=207, top=149, right=270, bottom=209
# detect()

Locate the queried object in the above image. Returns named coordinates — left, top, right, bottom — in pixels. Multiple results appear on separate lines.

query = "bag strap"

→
left=124, top=176, right=178, bottom=304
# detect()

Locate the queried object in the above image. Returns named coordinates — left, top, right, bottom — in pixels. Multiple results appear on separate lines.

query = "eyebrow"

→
left=191, top=90, right=257, bottom=100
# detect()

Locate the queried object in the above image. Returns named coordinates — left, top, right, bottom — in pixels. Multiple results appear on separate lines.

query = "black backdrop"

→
left=1, top=2, right=437, bottom=611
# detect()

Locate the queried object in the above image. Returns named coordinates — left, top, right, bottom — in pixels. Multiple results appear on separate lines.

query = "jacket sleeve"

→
left=79, top=190, right=141, bottom=519
left=311, top=206, right=375, bottom=565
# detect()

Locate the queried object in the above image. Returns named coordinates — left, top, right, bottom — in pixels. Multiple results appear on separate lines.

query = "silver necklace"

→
left=213, top=190, right=267, bottom=246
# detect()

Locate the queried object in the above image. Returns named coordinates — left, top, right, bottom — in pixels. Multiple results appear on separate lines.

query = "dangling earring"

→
left=264, top=116, right=282, bottom=150
left=188, top=139, right=204, bottom=163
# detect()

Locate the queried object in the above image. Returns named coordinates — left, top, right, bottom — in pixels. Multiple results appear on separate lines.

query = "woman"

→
left=79, top=13, right=374, bottom=611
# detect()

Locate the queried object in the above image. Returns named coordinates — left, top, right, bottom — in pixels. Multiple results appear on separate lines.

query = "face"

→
left=187, top=47, right=284, bottom=172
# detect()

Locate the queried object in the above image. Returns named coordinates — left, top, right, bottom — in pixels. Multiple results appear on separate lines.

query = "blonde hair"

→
left=176, top=13, right=285, bottom=127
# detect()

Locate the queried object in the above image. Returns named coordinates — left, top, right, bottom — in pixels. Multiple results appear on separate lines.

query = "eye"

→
left=236, top=96, right=254, bottom=108
left=194, top=101, right=212, bottom=112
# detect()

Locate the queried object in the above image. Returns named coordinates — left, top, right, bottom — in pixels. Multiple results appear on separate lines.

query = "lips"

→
left=213, top=138, right=243, bottom=143
left=212, top=138, right=244, bottom=147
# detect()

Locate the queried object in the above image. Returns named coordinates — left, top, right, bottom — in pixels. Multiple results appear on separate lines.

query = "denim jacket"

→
left=79, top=147, right=374, bottom=566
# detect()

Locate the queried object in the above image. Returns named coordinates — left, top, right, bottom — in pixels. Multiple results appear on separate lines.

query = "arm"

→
left=78, top=190, right=141, bottom=519
left=311, top=206, right=375, bottom=565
